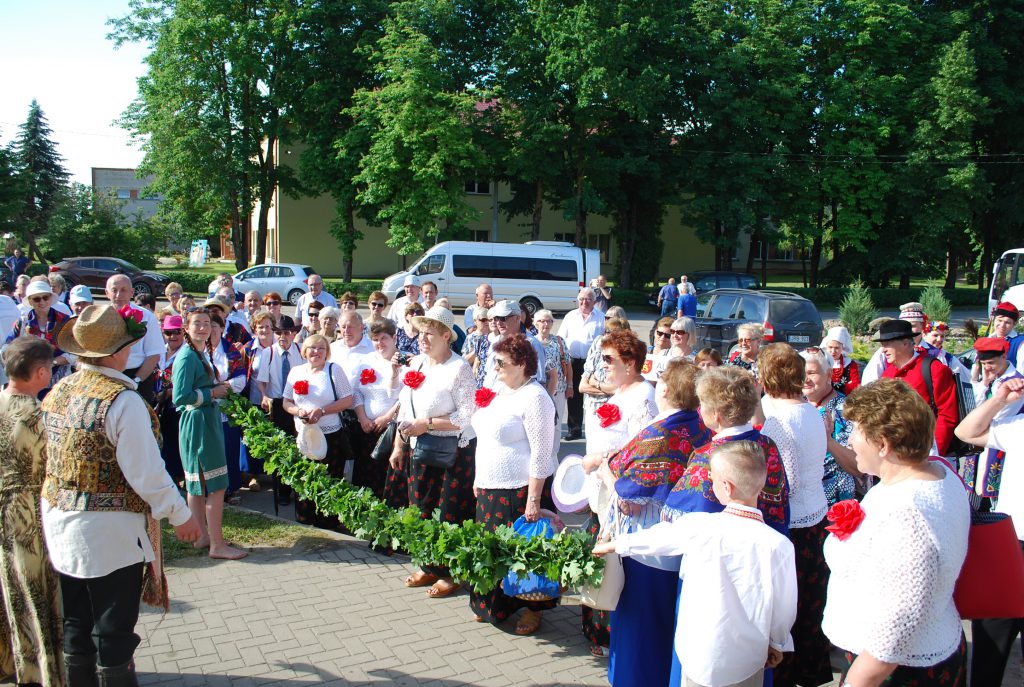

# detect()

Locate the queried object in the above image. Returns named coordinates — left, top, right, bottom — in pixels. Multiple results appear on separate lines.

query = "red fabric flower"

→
left=293, top=379, right=309, bottom=395
left=360, top=368, right=377, bottom=385
left=118, top=304, right=143, bottom=323
left=475, top=387, right=496, bottom=408
left=596, top=403, right=621, bottom=428
left=825, top=499, right=865, bottom=541
left=403, top=370, right=426, bottom=389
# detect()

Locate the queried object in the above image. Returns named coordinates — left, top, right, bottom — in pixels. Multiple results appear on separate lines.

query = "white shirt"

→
left=124, top=305, right=163, bottom=370
left=283, top=362, right=352, bottom=433
left=558, top=308, right=605, bottom=359
left=396, top=353, right=477, bottom=447
left=615, top=504, right=797, bottom=687
left=971, top=361, right=1024, bottom=415
left=481, top=331, right=548, bottom=387
left=330, top=335, right=375, bottom=384
left=256, top=343, right=304, bottom=399
left=823, top=468, right=969, bottom=666
left=860, top=347, right=886, bottom=384
left=585, top=382, right=657, bottom=455
left=386, top=294, right=423, bottom=323
left=760, top=396, right=828, bottom=528
left=471, top=380, right=556, bottom=489
left=41, top=365, right=192, bottom=579
left=227, top=309, right=252, bottom=335
left=987, top=413, right=1024, bottom=540
left=353, top=354, right=406, bottom=419
left=295, top=290, right=338, bottom=327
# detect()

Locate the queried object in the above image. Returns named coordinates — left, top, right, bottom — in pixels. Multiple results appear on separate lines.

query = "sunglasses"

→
left=492, top=316, right=508, bottom=323
left=370, top=302, right=386, bottom=308
left=167, top=292, right=182, bottom=299
left=308, top=312, right=320, bottom=318
left=671, top=330, right=687, bottom=336
left=29, top=296, right=50, bottom=304
left=163, top=329, right=183, bottom=336
left=656, top=331, right=671, bottom=338
left=186, top=307, right=210, bottom=314
left=601, top=354, right=619, bottom=365
left=494, top=358, right=509, bottom=369
left=265, top=300, right=281, bottom=306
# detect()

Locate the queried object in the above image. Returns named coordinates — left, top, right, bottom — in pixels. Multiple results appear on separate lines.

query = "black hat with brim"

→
left=872, top=319, right=915, bottom=342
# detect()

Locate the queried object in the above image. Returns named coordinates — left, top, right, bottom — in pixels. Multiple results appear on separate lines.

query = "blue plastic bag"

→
left=501, top=516, right=561, bottom=601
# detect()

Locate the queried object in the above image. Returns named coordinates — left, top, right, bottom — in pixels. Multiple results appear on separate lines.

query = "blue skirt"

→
left=609, top=558, right=677, bottom=687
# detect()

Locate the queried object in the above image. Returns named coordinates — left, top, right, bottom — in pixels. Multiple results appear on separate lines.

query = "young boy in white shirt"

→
left=594, top=441, right=798, bottom=687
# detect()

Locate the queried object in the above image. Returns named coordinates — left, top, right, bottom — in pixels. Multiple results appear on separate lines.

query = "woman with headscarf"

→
left=821, top=325, right=861, bottom=395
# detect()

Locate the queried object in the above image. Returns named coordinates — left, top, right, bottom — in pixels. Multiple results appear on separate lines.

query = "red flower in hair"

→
left=475, top=387, right=496, bottom=408
left=403, top=370, right=426, bottom=390
left=596, top=403, right=621, bottom=428
left=293, top=380, right=309, bottom=395
left=360, top=368, right=377, bottom=385
left=825, top=499, right=865, bottom=541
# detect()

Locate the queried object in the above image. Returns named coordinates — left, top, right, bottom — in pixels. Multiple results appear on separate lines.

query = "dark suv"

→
left=695, top=289, right=823, bottom=354
left=49, top=257, right=171, bottom=296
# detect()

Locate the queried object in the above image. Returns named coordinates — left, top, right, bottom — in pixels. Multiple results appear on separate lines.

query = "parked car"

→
left=49, top=257, right=171, bottom=297
left=648, top=270, right=762, bottom=307
left=381, top=240, right=601, bottom=315
left=230, top=263, right=315, bottom=304
left=694, top=288, right=823, bottom=355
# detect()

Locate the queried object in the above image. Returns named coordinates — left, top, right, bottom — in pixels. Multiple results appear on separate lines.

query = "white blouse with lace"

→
left=352, top=354, right=407, bottom=420
left=396, top=353, right=477, bottom=447
left=822, top=467, right=969, bottom=667
left=471, top=380, right=556, bottom=489
left=586, top=381, right=657, bottom=455
left=283, top=362, right=353, bottom=434
left=760, top=396, right=828, bottom=528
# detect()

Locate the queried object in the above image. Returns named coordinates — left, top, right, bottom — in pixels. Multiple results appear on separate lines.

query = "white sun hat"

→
left=552, top=454, right=590, bottom=513
left=296, top=421, right=327, bottom=461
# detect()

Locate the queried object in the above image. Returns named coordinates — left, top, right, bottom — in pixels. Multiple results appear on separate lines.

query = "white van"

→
left=381, top=241, right=602, bottom=315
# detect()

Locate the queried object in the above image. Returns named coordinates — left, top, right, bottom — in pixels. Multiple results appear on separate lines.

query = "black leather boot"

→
left=64, top=653, right=99, bottom=687
left=96, top=661, right=139, bottom=687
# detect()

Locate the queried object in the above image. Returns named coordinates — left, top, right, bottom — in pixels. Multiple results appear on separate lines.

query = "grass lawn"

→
left=161, top=506, right=337, bottom=561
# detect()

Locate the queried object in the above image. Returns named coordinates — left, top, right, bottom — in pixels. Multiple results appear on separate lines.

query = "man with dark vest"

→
left=40, top=305, right=201, bottom=686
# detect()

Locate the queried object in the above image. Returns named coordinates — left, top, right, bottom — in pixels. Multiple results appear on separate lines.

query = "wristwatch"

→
left=427, top=417, right=434, bottom=431
left=133, top=376, right=142, bottom=384
left=528, top=496, right=540, bottom=503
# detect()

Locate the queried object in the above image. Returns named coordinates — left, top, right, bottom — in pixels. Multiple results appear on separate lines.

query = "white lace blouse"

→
left=586, top=381, right=657, bottom=454
left=283, top=362, right=353, bottom=434
left=396, top=353, right=477, bottom=447
left=352, top=354, right=407, bottom=420
left=471, top=380, right=556, bottom=489
left=822, top=468, right=969, bottom=667
left=760, top=396, right=828, bottom=528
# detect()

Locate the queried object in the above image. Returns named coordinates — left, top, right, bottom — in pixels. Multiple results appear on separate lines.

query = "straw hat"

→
left=202, top=295, right=232, bottom=313
left=57, top=305, right=146, bottom=358
left=551, top=455, right=590, bottom=513
left=412, top=306, right=457, bottom=339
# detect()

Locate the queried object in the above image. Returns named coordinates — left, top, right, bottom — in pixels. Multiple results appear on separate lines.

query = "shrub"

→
left=919, top=285, right=952, bottom=323
left=158, top=271, right=212, bottom=294
left=839, top=280, right=877, bottom=335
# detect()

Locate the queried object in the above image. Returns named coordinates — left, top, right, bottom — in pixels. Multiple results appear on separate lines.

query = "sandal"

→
left=404, top=571, right=439, bottom=588
left=589, top=644, right=610, bottom=658
left=426, top=579, right=461, bottom=598
left=515, top=610, right=542, bottom=636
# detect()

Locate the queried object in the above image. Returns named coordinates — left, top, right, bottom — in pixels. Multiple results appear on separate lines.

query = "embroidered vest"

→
left=41, top=369, right=160, bottom=513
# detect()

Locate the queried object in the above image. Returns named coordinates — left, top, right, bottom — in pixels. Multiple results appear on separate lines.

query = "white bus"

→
left=990, top=248, right=1024, bottom=315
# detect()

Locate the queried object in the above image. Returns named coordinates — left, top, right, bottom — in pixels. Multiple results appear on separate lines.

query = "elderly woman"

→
left=461, top=307, right=491, bottom=388
left=13, top=275, right=29, bottom=304
left=580, top=317, right=631, bottom=456
left=366, top=291, right=389, bottom=327
left=668, top=316, right=696, bottom=359
left=469, top=333, right=557, bottom=634
left=821, top=325, right=860, bottom=395
left=694, top=347, right=723, bottom=369
left=534, top=309, right=572, bottom=429
left=7, top=281, right=72, bottom=394
left=396, top=302, right=424, bottom=356
left=728, top=323, right=763, bottom=374
left=757, top=344, right=831, bottom=687
left=801, top=348, right=863, bottom=505
left=605, top=359, right=712, bottom=686
left=824, top=379, right=969, bottom=686
left=389, top=307, right=476, bottom=599
left=164, top=282, right=185, bottom=315
left=318, top=306, right=340, bottom=341
left=262, top=291, right=284, bottom=325
left=47, top=274, right=69, bottom=308
left=283, top=334, right=354, bottom=527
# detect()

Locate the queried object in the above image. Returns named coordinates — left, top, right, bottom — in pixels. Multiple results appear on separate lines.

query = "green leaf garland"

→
left=223, top=394, right=603, bottom=594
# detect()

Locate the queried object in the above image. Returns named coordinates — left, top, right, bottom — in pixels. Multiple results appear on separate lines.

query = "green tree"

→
left=0, top=139, right=22, bottom=236
left=11, top=100, right=70, bottom=266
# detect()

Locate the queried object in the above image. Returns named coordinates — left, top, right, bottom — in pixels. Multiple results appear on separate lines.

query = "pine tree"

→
left=12, top=100, right=69, bottom=265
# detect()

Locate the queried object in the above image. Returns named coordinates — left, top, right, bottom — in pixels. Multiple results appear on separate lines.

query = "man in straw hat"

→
left=40, top=304, right=201, bottom=686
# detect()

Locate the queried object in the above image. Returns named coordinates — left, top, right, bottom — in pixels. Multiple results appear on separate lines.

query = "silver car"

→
left=230, top=263, right=315, bottom=304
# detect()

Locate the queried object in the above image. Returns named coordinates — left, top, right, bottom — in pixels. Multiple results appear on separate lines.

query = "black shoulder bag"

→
left=408, top=365, right=459, bottom=470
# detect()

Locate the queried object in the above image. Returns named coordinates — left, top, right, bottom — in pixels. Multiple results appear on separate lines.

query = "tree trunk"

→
left=830, top=199, right=840, bottom=260
left=342, top=200, right=356, bottom=283
left=531, top=179, right=543, bottom=241
left=26, top=232, right=46, bottom=268
left=713, top=220, right=724, bottom=270
left=944, top=242, right=958, bottom=290
left=574, top=166, right=587, bottom=247
left=254, top=136, right=275, bottom=266
left=745, top=229, right=758, bottom=274
left=617, top=197, right=639, bottom=290
left=899, top=273, right=911, bottom=290
left=981, top=226, right=992, bottom=292
left=810, top=199, right=824, bottom=288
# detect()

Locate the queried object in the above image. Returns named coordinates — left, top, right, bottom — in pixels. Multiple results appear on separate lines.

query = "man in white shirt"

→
left=40, top=305, right=201, bottom=685
left=293, top=273, right=337, bottom=328
left=953, top=376, right=1024, bottom=687
left=331, top=311, right=375, bottom=383
left=482, top=300, right=551, bottom=390
left=464, top=283, right=494, bottom=331
left=387, top=275, right=422, bottom=323
left=559, top=288, right=606, bottom=439
left=106, top=274, right=163, bottom=405
left=256, top=315, right=304, bottom=506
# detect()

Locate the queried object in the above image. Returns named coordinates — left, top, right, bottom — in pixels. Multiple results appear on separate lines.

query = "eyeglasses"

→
left=494, top=358, right=508, bottom=369
left=671, top=330, right=687, bottom=336
left=167, top=292, right=182, bottom=299
left=163, top=329, right=183, bottom=336
left=29, top=296, right=50, bottom=304
left=656, top=330, right=671, bottom=338
left=601, top=354, right=620, bottom=365
left=265, top=300, right=281, bottom=306
left=308, top=312, right=320, bottom=318
left=370, top=302, right=386, bottom=309
left=476, top=317, right=490, bottom=323
left=492, top=316, right=508, bottom=323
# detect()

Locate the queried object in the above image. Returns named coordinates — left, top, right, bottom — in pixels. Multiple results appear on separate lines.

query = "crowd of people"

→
left=0, top=263, right=1021, bottom=687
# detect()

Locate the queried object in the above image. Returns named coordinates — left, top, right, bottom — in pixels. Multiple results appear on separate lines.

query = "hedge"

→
left=156, top=271, right=211, bottom=295
left=778, top=287, right=987, bottom=308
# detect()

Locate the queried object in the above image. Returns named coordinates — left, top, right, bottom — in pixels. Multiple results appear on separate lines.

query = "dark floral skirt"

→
left=470, top=483, right=558, bottom=624
left=382, top=440, right=411, bottom=511
left=294, top=428, right=350, bottom=529
left=775, top=519, right=833, bottom=687
left=406, top=437, right=476, bottom=578
left=582, top=511, right=612, bottom=649
left=838, top=634, right=967, bottom=687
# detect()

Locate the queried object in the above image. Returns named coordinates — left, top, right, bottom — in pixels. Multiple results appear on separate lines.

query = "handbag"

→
left=371, top=420, right=399, bottom=462
left=953, top=511, right=1024, bottom=619
left=408, top=366, right=459, bottom=469
left=502, top=516, right=562, bottom=601
left=579, top=499, right=625, bottom=611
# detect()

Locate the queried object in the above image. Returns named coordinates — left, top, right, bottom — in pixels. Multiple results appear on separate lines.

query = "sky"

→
left=1, top=1, right=149, bottom=184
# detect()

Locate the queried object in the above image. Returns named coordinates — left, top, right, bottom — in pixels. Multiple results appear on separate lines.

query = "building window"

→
left=587, top=233, right=611, bottom=263
left=129, top=189, right=139, bottom=199
left=470, top=230, right=489, bottom=242
left=554, top=232, right=575, bottom=244
left=464, top=180, right=490, bottom=195
left=116, top=189, right=130, bottom=200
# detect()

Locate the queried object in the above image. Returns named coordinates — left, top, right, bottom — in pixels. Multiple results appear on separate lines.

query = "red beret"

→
left=994, top=301, right=1020, bottom=321
left=974, top=337, right=1010, bottom=359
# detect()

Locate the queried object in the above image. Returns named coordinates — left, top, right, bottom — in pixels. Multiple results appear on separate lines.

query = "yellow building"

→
left=253, top=143, right=718, bottom=280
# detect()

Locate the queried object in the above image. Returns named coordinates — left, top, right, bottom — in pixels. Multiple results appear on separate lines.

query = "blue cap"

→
left=69, top=284, right=93, bottom=305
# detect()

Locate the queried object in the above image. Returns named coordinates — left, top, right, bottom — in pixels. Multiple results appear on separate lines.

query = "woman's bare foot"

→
left=209, top=544, right=248, bottom=560
left=192, top=537, right=211, bottom=549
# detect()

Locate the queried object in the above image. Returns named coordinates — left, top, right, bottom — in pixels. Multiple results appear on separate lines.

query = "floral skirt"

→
left=837, top=634, right=967, bottom=687
left=582, top=511, right=612, bottom=649
left=470, top=484, right=558, bottom=623
left=294, top=429, right=350, bottom=530
left=407, top=438, right=476, bottom=578
left=775, top=520, right=833, bottom=687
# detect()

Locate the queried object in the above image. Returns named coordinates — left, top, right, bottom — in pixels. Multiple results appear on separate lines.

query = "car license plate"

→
left=789, top=335, right=810, bottom=343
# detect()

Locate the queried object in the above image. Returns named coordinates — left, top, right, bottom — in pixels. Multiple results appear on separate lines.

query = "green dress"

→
left=0, top=391, right=64, bottom=686
left=172, top=345, right=228, bottom=495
